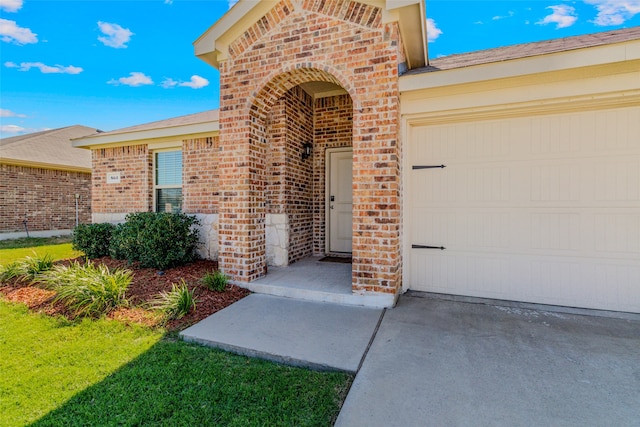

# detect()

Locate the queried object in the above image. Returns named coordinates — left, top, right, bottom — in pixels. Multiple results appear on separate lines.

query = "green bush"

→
left=110, top=212, right=200, bottom=270
left=40, top=261, right=132, bottom=317
left=73, top=223, right=115, bottom=259
left=201, top=270, right=228, bottom=292
left=0, top=253, right=53, bottom=283
left=151, top=280, right=197, bottom=320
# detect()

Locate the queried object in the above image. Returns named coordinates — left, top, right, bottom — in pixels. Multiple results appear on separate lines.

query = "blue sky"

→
left=1, top=0, right=639, bottom=139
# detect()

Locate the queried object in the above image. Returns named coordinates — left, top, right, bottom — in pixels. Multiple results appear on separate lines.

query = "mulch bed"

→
left=0, top=257, right=250, bottom=331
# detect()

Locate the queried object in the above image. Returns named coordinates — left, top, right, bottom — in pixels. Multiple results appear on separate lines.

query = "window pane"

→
left=156, top=151, right=182, bottom=185
left=156, top=188, right=182, bottom=213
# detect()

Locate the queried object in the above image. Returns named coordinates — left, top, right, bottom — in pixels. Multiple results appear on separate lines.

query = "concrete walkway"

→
left=336, top=295, right=640, bottom=427
left=180, top=294, right=383, bottom=372
left=180, top=291, right=640, bottom=426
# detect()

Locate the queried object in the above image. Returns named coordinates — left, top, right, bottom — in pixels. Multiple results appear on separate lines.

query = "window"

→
left=155, top=150, right=182, bottom=213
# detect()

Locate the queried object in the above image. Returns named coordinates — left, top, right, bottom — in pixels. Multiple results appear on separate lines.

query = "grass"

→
left=0, top=301, right=353, bottom=427
left=0, top=236, right=82, bottom=267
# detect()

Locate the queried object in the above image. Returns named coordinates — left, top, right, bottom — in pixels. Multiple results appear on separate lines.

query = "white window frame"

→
left=153, top=148, right=183, bottom=213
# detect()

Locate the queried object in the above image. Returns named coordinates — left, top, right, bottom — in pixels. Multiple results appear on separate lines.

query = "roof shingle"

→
left=407, top=27, right=640, bottom=75
left=0, top=125, right=98, bottom=170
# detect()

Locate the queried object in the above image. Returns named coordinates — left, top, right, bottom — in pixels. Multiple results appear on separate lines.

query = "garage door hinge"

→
left=412, top=244, right=446, bottom=250
left=412, top=165, right=446, bottom=170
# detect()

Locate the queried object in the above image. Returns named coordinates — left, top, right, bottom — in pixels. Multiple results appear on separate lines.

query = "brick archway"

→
left=248, top=65, right=357, bottom=121
left=217, top=67, right=356, bottom=282
left=216, top=3, right=404, bottom=296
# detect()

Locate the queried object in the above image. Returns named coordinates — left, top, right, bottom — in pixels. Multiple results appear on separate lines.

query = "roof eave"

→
left=399, top=38, right=640, bottom=92
left=194, top=0, right=428, bottom=70
left=72, top=121, right=220, bottom=148
left=387, top=0, right=428, bottom=69
left=1, top=158, right=91, bottom=173
left=194, top=0, right=269, bottom=69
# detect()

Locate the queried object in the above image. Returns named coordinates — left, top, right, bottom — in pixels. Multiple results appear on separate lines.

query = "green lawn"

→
left=0, top=236, right=82, bottom=266
left=0, top=302, right=352, bottom=427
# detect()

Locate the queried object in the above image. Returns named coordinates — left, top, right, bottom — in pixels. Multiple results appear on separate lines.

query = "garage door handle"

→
left=412, top=244, right=446, bottom=250
left=412, top=165, right=446, bottom=170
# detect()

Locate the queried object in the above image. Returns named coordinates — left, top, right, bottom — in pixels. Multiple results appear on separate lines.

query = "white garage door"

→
left=406, top=106, right=640, bottom=313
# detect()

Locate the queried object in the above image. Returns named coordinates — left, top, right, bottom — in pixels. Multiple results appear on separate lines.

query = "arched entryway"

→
left=217, top=66, right=356, bottom=283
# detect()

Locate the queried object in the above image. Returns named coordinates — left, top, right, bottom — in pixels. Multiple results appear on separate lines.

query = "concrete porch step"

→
left=233, top=256, right=395, bottom=308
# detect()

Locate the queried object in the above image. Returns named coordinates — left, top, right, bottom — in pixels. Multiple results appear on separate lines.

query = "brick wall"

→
left=284, top=86, right=314, bottom=263
left=183, top=136, right=219, bottom=214
left=264, top=86, right=316, bottom=264
left=0, top=164, right=91, bottom=232
left=217, top=0, right=403, bottom=293
left=92, top=145, right=152, bottom=214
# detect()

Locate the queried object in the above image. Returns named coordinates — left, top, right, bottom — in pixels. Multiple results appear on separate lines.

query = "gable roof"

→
left=1, top=125, right=98, bottom=172
left=73, top=110, right=219, bottom=148
left=407, top=26, right=640, bottom=75
left=194, top=0, right=427, bottom=70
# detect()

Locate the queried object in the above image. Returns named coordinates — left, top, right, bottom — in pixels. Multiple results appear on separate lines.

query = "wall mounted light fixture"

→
left=302, top=142, right=312, bottom=160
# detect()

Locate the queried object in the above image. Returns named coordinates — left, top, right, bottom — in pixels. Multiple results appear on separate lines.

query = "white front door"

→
left=328, top=149, right=353, bottom=253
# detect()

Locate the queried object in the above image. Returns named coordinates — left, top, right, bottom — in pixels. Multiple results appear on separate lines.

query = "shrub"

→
left=41, top=261, right=132, bottom=317
left=110, top=212, right=200, bottom=270
left=201, top=270, right=228, bottom=292
left=73, top=223, right=115, bottom=259
left=151, top=280, right=197, bottom=320
left=0, top=253, right=53, bottom=283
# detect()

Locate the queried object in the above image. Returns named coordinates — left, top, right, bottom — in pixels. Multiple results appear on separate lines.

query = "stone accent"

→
left=217, top=0, right=403, bottom=295
left=192, top=213, right=219, bottom=260
left=0, top=164, right=91, bottom=232
left=265, top=213, right=289, bottom=267
left=92, top=212, right=128, bottom=224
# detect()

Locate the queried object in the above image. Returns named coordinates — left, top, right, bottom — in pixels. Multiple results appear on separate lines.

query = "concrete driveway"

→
left=337, top=295, right=640, bottom=427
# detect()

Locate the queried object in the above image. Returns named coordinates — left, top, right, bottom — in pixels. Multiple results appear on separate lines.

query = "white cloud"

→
left=0, top=18, right=37, bottom=44
left=492, top=11, right=515, bottom=20
left=161, top=78, right=178, bottom=89
left=0, top=108, right=27, bottom=118
left=164, top=0, right=173, bottom=4
left=179, top=75, right=209, bottom=89
left=536, top=5, right=578, bottom=29
left=97, top=21, right=133, bottom=48
left=108, top=72, right=153, bottom=87
left=161, top=75, right=210, bottom=89
left=0, top=0, right=23, bottom=13
left=426, top=18, right=442, bottom=42
left=585, top=0, right=640, bottom=26
left=228, top=0, right=239, bottom=9
left=5, top=61, right=83, bottom=74
left=1, top=124, right=26, bottom=134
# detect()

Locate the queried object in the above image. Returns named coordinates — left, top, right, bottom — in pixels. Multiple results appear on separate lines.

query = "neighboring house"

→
left=74, top=1, right=640, bottom=314
left=0, top=125, right=98, bottom=237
